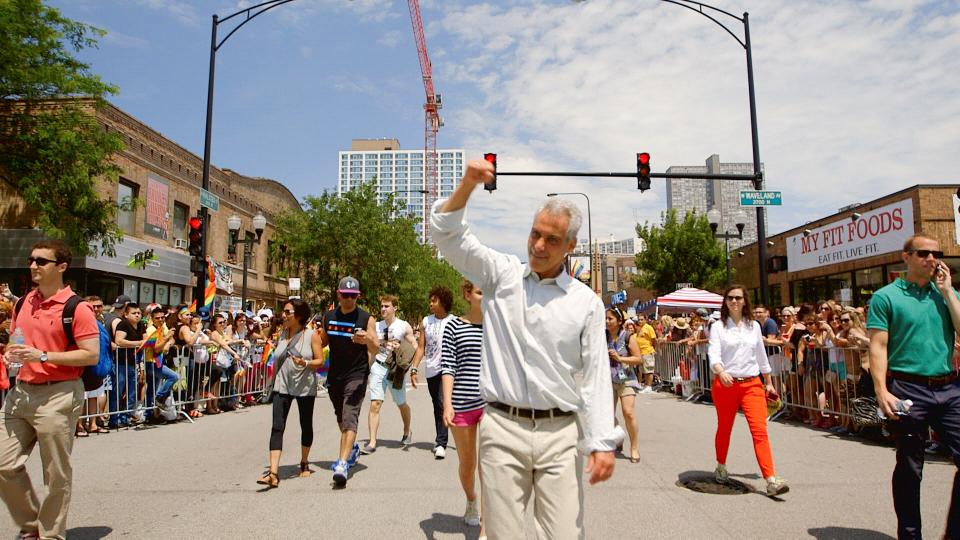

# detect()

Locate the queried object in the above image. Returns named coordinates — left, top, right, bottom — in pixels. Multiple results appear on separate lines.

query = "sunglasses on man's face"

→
left=27, top=256, right=60, bottom=267
left=341, top=293, right=359, bottom=299
left=909, top=249, right=944, bottom=259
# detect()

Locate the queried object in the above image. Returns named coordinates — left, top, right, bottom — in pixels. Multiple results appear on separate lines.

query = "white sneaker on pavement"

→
left=464, top=499, right=481, bottom=526
left=434, top=445, right=446, bottom=459
left=401, top=431, right=413, bottom=446
left=714, top=463, right=729, bottom=484
left=766, top=476, right=789, bottom=496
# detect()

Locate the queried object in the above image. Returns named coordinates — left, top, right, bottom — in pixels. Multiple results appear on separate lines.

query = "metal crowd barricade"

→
left=773, top=343, right=869, bottom=430
left=655, top=341, right=708, bottom=401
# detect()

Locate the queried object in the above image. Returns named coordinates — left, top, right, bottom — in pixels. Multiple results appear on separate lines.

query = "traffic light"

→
left=188, top=213, right=203, bottom=258
left=637, top=152, right=651, bottom=192
left=483, top=153, right=497, bottom=192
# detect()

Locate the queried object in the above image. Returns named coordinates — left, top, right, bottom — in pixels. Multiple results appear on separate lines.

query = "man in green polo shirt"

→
left=867, top=233, right=960, bottom=540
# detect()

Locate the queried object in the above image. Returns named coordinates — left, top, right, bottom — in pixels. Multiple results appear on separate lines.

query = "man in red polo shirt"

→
left=1, top=240, right=98, bottom=540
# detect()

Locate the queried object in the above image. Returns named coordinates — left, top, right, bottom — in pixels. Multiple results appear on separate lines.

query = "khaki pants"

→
left=479, top=405, right=583, bottom=540
left=0, top=380, right=83, bottom=540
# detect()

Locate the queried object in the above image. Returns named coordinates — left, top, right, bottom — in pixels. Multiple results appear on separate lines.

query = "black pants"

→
left=426, top=374, right=448, bottom=449
left=887, top=377, right=960, bottom=540
left=269, top=392, right=315, bottom=451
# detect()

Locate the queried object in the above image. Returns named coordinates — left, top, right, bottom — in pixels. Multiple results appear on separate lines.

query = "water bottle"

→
left=895, top=399, right=913, bottom=415
left=8, top=328, right=24, bottom=368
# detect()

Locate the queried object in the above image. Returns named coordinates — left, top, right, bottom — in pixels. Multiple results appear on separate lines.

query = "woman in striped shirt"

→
left=441, top=279, right=485, bottom=533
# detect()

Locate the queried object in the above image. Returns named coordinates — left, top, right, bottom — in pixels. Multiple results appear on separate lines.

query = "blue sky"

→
left=51, top=0, right=960, bottom=257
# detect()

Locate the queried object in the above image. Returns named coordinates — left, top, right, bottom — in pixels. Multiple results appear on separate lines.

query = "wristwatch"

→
left=410, top=367, right=419, bottom=374
left=39, top=351, right=48, bottom=363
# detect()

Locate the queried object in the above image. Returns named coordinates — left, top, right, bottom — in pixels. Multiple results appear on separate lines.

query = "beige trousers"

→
left=479, top=405, right=584, bottom=540
left=0, top=380, right=83, bottom=540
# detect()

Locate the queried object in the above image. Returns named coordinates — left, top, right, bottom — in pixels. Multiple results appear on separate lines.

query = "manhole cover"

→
left=676, top=473, right=751, bottom=495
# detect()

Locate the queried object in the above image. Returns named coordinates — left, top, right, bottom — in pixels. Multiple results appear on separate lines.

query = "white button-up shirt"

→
left=707, top=318, right=772, bottom=378
left=431, top=201, right=623, bottom=452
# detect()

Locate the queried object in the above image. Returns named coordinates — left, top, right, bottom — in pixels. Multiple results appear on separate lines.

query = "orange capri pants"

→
left=712, top=376, right=776, bottom=478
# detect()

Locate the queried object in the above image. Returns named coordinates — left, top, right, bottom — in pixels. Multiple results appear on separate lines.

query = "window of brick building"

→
left=117, top=180, right=138, bottom=234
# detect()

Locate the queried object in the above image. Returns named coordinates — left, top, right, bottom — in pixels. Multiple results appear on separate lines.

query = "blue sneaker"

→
left=347, top=442, right=361, bottom=467
left=332, top=460, right=348, bottom=487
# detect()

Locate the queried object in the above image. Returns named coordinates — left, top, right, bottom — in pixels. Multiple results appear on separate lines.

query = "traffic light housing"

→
left=637, top=152, right=651, bottom=192
left=188, top=213, right=203, bottom=258
left=483, top=153, right=497, bottom=192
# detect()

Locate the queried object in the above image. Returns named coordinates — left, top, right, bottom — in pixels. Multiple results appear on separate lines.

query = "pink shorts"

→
left=451, top=408, right=484, bottom=427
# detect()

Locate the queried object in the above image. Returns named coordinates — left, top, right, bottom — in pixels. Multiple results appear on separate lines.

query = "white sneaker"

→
left=642, top=386, right=656, bottom=394
left=766, top=476, right=789, bottom=497
left=434, top=445, right=446, bottom=459
left=714, top=463, right=729, bottom=484
left=464, top=499, right=481, bottom=526
left=400, top=431, right=413, bottom=446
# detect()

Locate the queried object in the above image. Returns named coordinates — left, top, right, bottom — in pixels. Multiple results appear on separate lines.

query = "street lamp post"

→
left=227, top=213, right=267, bottom=312
left=707, top=207, right=745, bottom=287
left=548, top=192, right=593, bottom=291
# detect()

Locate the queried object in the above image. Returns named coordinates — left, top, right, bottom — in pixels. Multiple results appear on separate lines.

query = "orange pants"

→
left=712, top=377, right=776, bottom=478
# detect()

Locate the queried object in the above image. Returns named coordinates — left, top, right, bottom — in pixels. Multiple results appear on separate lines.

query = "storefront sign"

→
left=144, top=174, right=170, bottom=239
left=786, top=199, right=914, bottom=272
left=953, top=194, right=960, bottom=245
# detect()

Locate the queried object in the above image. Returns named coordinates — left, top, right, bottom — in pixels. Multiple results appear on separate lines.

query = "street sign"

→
left=740, top=190, right=782, bottom=206
left=200, top=189, right=220, bottom=212
left=288, top=277, right=301, bottom=291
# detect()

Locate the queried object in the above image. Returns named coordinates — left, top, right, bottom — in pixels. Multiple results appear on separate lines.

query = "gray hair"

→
left=535, top=198, right=583, bottom=244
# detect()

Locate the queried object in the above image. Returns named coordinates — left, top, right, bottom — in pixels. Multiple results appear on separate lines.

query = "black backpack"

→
left=14, top=293, right=106, bottom=391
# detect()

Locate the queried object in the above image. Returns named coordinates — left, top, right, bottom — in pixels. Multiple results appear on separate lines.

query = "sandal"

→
left=188, top=410, right=204, bottom=418
left=256, top=471, right=279, bottom=488
left=298, top=462, right=312, bottom=478
left=75, top=428, right=88, bottom=438
left=89, top=425, right=110, bottom=434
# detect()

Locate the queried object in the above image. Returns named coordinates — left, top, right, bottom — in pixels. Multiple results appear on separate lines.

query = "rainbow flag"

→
left=260, top=341, right=273, bottom=365
left=188, top=258, right=217, bottom=313
left=316, top=346, right=330, bottom=378
left=137, top=329, right=161, bottom=364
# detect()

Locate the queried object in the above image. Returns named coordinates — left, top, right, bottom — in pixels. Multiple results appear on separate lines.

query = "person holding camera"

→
left=867, top=234, right=960, bottom=540
left=707, top=284, right=789, bottom=497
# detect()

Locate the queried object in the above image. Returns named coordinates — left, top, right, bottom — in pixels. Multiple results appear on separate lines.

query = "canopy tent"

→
left=655, top=287, right=723, bottom=311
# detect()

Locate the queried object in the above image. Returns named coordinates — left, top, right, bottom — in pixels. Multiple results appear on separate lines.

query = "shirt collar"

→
left=895, top=277, right=934, bottom=293
left=523, top=264, right=574, bottom=292
left=34, top=285, right=75, bottom=305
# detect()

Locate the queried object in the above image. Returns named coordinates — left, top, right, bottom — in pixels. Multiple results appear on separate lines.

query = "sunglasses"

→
left=340, top=293, right=359, bottom=299
left=27, top=256, right=60, bottom=267
left=726, top=295, right=744, bottom=301
left=282, top=309, right=295, bottom=315
left=908, top=249, right=944, bottom=259
left=91, top=304, right=104, bottom=309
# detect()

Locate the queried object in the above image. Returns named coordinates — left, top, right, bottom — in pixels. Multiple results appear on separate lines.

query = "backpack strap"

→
left=61, top=295, right=82, bottom=349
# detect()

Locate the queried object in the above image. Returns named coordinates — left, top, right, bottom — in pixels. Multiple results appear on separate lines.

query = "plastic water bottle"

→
left=9, top=328, right=25, bottom=368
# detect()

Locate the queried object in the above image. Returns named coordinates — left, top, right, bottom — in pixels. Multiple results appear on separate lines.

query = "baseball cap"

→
left=695, top=308, right=710, bottom=318
left=338, top=276, right=360, bottom=294
left=113, top=294, right=132, bottom=309
left=257, top=308, right=273, bottom=320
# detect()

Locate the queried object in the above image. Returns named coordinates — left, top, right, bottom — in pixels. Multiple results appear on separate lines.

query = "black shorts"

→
left=327, top=377, right=367, bottom=432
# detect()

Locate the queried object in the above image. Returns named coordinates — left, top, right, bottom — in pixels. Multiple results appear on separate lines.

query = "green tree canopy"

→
left=0, top=0, right=125, bottom=256
left=632, top=208, right=728, bottom=295
left=271, top=182, right=465, bottom=321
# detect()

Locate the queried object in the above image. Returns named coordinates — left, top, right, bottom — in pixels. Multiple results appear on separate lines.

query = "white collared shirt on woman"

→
left=707, top=318, right=772, bottom=378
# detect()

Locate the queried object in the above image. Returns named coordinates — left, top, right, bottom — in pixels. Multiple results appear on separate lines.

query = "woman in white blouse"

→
left=707, top=284, right=789, bottom=497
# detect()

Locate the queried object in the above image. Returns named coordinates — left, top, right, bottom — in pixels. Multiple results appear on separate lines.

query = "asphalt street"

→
left=0, top=387, right=954, bottom=539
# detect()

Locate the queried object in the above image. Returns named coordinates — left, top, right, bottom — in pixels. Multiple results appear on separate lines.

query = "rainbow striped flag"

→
left=316, top=346, right=330, bottom=378
left=137, top=329, right=160, bottom=364
left=188, top=258, right=217, bottom=313
left=260, top=341, right=273, bottom=365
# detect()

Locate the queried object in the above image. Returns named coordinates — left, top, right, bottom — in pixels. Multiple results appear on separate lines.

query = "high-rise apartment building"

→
left=338, top=139, right=466, bottom=242
left=574, top=236, right=644, bottom=256
left=665, top=154, right=767, bottom=250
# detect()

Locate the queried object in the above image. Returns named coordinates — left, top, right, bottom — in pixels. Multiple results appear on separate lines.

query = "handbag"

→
left=851, top=396, right=882, bottom=427
left=259, top=330, right=303, bottom=403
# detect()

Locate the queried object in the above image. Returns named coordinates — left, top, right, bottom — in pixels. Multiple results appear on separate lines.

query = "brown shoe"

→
left=256, top=471, right=279, bottom=488
left=298, top=462, right=312, bottom=478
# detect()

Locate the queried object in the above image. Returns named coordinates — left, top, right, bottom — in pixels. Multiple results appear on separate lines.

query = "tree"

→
left=271, top=182, right=465, bottom=320
left=632, top=208, right=728, bottom=294
left=0, top=0, right=126, bottom=256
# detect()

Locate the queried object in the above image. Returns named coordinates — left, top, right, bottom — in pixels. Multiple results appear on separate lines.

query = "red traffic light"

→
left=638, top=152, right=650, bottom=165
left=483, top=153, right=497, bottom=192
left=189, top=216, right=202, bottom=230
left=484, top=153, right=497, bottom=165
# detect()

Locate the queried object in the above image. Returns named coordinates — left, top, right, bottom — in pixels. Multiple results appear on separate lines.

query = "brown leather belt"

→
left=888, top=370, right=959, bottom=388
left=731, top=375, right=760, bottom=383
left=487, top=401, right=574, bottom=420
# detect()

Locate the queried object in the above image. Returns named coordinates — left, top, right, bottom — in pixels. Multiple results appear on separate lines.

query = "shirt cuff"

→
left=581, top=425, right=625, bottom=453
left=430, top=199, right=467, bottom=234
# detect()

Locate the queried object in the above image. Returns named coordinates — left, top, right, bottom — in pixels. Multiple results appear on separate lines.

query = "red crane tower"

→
left=407, top=0, right=442, bottom=244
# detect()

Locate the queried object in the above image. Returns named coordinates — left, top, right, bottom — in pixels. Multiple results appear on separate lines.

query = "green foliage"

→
left=632, top=208, right=728, bottom=295
left=0, top=0, right=125, bottom=256
left=271, top=182, right=465, bottom=321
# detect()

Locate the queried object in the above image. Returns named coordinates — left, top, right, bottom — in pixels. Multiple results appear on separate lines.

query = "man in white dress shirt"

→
left=431, top=159, right=623, bottom=540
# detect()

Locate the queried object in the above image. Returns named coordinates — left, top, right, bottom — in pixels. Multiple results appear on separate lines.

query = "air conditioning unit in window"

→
left=174, top=238, right=188, bottom=250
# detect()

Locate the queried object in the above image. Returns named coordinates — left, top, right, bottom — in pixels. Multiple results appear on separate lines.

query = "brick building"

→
left=732, top=184, right=960, bottom=308
left=0, top=100, right=300, bottom=311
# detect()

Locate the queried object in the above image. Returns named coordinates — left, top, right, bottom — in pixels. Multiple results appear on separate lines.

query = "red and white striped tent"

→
left=656, top=287, right=723, bottom=311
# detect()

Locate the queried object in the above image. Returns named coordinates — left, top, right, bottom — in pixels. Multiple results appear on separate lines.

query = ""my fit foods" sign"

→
left=786, top=199, right=914, bottom=273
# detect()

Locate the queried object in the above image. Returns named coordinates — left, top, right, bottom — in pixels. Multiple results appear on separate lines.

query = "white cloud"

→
left=425, top=0, right=960, bottom=259
left=377, top=29, right=405, bottom=47
left=135, top=0, right=199, bottom=26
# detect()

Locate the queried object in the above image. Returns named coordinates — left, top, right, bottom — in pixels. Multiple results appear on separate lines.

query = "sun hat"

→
left=673, top=317, right=690, bottom=330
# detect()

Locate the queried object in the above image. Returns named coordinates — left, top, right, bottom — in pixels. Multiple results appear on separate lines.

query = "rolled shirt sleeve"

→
left=579, top=299, right=625, bottom=452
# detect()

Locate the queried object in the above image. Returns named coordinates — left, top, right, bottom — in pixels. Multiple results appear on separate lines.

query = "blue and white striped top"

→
left=440, top=317, right=484, bottom=413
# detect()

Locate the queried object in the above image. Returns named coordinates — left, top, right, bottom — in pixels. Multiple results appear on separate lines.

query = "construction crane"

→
left=407, top=0, right=442, bottom=244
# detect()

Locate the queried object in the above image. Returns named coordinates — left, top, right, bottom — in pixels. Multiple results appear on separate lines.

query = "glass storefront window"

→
left=791, top=272, right=851, bottom=306
left=854, top=266, right=883, bottom=306
left=122, top=279, right=139, bottom=303
left=155, top=284, right=169, bottom=306
left=169, top=286, right=183, bottom=307
left=139, top=282, right=154, bottom=305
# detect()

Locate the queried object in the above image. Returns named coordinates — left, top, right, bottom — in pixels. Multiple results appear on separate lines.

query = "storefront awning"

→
left=656, top=287, right=723, bottom=310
